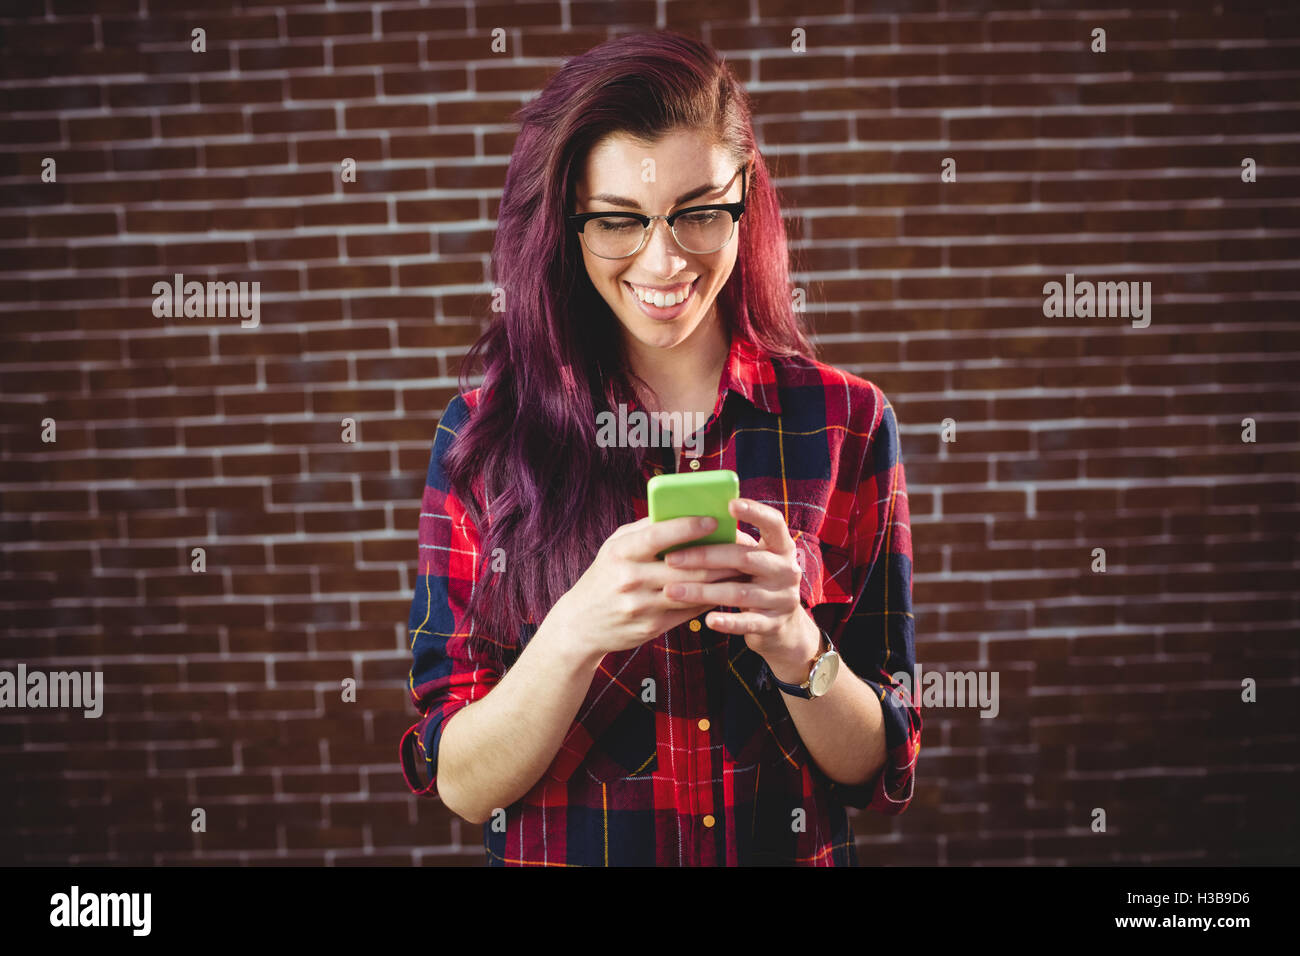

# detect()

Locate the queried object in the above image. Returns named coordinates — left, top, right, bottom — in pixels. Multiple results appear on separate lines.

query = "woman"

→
left=399, top=30, right=920, bottom=866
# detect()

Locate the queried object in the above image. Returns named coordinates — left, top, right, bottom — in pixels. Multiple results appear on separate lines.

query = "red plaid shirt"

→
left=400, top=335, right=920, bottom=865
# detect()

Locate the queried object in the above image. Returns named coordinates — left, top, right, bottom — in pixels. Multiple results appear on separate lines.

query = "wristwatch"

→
left=769, top=626, right=841, bottom=699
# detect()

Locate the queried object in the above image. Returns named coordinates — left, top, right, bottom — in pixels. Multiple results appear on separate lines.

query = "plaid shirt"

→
left=400, top=335, right=920, bottom=865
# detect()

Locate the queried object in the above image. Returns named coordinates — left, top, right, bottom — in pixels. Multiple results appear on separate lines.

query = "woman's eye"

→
left=679, top=211, right=718, bottom=225
left=595, top=218, right=638, bottom=232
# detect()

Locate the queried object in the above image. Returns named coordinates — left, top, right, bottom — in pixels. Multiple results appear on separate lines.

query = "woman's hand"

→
left=559, top=515, right=751, bottom=658
left=659, top=498, right=821, bottom=673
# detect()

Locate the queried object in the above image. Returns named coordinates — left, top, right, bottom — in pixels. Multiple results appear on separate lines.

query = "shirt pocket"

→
left=580, top=696, right=659, bottom=783
left=793, top=533, right=856, bottom=609
left=721, top=636, right=807, bottom=770
left=544, top=644, right=658, bottom=786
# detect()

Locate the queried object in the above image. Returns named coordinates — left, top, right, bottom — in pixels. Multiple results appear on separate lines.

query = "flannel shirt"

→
left=400, top=334, right=920, bottom=865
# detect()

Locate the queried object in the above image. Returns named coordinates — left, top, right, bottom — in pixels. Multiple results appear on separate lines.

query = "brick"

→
left=237, top=45, right=326, bottom=72
left=345, top=232, right=431, bottom=258
left=380, top=68, right=467, bottom=97
left=380, top=7, right=470, bottom=33
left=344, top=104, right=431, bottom=130
left=332, top=39, right=421, bottom=68
left=288, top=73, right=376, bottom=101
left=159, top=110, right=245, bottom=139
left=434, top=98, right=522, bottom=126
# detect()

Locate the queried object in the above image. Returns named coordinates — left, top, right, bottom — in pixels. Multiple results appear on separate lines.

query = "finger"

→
left=704, top=610, right=782, bottom=635
left=663, top=579, right=789, bottom=610
left=642, top=562, right=752, bottom=590
left=621, top=515, right=719, bottom=562
left=664, top=542, right=790, bottom=578
left=729, top=498, right=795, bottom=557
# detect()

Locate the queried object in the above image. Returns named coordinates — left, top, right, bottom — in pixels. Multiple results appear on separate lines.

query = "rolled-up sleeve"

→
left=811, top=392, right=921, bottom=813
left=399, top=393, right=503, bottom=798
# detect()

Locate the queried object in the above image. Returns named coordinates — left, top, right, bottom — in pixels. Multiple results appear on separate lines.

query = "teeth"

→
left=631, top=282, right=691, bottom=307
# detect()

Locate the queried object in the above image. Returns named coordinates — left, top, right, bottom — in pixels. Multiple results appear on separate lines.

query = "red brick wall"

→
left=1, top=1, right=1297, bottom=865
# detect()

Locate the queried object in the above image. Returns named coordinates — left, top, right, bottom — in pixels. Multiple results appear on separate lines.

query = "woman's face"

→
left=572, top=129, right=744, bottom=353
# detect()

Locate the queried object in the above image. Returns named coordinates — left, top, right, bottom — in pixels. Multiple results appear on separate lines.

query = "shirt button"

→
left=702, top=814, right=715, bottom=828
left=688, top=619, right=701, bottom=631
left=688, top=458, right=700, bottom=470
left=697, top=718, right=710, bottom=732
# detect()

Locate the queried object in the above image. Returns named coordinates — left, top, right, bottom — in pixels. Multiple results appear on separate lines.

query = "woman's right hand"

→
left=557, top=515, right=749, bottom=658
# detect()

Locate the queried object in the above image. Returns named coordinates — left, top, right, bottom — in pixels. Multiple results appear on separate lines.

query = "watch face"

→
left=810, top=652, right=840, bottom=697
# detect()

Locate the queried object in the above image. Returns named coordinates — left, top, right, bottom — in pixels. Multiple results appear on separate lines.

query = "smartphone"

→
left=647, top=469, right=739, bottom=560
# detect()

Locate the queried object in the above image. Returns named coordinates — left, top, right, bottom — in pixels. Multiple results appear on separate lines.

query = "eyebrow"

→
left=585, top=182, right=724, bottom=210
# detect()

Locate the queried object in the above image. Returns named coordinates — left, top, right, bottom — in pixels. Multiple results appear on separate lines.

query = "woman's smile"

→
left=623, top=277, right=700, bottom=320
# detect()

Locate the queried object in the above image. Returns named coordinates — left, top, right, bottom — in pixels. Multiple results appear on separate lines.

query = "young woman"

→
left=400, top=30, right=921, bottom=866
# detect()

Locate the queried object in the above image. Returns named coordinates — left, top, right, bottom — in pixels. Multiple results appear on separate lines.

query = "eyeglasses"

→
left=567, top=166, right=747, bottom=259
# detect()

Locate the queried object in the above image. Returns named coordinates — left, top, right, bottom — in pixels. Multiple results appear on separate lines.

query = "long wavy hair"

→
left=445, top=29, right=816, bottom=668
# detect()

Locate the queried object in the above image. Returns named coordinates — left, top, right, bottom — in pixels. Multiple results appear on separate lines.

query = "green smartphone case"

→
left=647, top=469, right=740, bottom=559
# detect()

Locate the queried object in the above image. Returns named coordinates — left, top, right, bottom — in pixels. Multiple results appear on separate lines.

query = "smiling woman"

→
left=399, top=29, right=921, bottom=867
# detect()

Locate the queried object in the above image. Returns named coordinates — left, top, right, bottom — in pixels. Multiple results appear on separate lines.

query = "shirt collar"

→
left=624, top=335, right=782, bottom=417
left=720, top=335, right=782, bottom=416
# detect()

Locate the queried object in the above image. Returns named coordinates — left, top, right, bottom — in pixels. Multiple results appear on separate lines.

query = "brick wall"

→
left=1, top=0, right=1297, bottom=865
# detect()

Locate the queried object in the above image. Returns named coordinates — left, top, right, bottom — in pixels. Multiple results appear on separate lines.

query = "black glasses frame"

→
left=567, top=165, right=748, bottom=259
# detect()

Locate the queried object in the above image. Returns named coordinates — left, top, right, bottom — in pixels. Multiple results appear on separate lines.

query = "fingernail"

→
left=698, top=517, right=715, bottom=530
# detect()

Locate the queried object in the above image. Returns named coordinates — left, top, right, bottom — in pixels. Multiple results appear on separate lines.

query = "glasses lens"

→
left=673, top=210, right=735, bottom=254
left=581, top=210, right=738, bottom=258
left=583, top=216, right=646, bottom=258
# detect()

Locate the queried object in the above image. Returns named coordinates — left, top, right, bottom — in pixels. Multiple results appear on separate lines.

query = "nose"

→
left=637, top=217, right=688, bottom=278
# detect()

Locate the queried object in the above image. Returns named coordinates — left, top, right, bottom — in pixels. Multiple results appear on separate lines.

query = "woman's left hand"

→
left=662, top=497, right=820, bottom=672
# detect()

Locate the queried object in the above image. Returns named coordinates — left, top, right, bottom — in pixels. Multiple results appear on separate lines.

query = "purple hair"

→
left=446, top=29, right=816, bottom=668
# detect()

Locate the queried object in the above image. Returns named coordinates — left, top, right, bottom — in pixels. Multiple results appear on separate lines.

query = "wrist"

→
left=537, top=595, right=605, bottom=675
left=765, top=611, right=824, bottom=685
